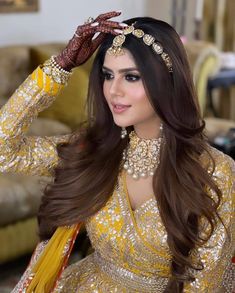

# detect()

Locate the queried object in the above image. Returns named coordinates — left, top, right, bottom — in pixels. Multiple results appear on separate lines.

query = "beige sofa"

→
left=0, top=40, right=230, bottom=263
left=0, top=119, right=71, bottom=263
left=0, top=44, right=92, bottom=263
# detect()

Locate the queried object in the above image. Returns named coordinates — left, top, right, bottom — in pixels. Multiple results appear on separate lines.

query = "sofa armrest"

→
left=184, top=41, right=221, bottom=115
left=30, top=43, right=94, bottom=130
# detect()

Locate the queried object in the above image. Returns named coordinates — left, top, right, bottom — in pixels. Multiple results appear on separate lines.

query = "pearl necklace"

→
left=122, top=131, right=162, bottom=180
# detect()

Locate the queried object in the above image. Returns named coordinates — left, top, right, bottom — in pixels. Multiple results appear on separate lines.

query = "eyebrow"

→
left=102, top=66, right=139, bottom=74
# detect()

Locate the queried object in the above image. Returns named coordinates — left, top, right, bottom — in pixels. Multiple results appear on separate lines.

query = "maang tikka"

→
left=107, top=24, right=173, bottom=73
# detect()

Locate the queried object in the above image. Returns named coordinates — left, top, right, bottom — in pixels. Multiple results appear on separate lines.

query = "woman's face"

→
left=102, top=49, right=161, bottom=138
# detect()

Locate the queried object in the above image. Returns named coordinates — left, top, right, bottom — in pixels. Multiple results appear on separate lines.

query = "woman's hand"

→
left=55, top=11, right=125, bottom=71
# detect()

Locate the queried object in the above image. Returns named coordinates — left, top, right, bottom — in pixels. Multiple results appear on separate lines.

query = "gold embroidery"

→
left=57, top=150, right=234, bottom=292
left=2, top=67, right=234, bottom=292
left=0, top=67, right=71, bottom=177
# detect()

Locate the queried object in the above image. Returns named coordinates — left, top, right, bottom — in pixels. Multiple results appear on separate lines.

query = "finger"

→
left=91, top=33, right=106, bottom=52
left=75, top=22, right=99, bottom=36
left=95, top=11, right=121, bottom=22
left=96, top=11, right=121, bottom=21
left=76, top=13, right=123, bottom=37
left=75, top=25, right=102, bottom=39
left=76, top=21, right=124, bottom=39
left=81, top=37, right=93, bottom=49
left=75, top=11, right=121, bottom=35
left=96, top=26, right=123, bottom=35
left=98, top=20, right=127, bottom=29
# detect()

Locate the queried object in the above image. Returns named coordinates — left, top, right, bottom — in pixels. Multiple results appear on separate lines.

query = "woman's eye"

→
left=125, top=74, right=140, bottom=82
left=103, top=72, right=113, bottom=80
left=102, top=72, right=140, bottom=82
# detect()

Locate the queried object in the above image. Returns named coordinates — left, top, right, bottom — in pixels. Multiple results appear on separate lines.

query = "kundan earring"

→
left=121, top=127, right=127, bottom=139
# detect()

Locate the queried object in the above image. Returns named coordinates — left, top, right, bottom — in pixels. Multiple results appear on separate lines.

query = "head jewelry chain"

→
left=107, top=23, right=173, bottom=73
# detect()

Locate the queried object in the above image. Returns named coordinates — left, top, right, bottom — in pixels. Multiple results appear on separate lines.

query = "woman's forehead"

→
left=103, top=49, right=137, bottom=70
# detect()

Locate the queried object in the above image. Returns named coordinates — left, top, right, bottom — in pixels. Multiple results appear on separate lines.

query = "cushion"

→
left=0, top=118, right=71, bottom=226
left=0, top=217, right=38, bottom=263
left=27, top=117, right=71, bottom=136
left=0, top=46, right=30, bottom=100
left=0, top=174, right=50, bottom=226
left=30, top=44, right=94, bottom=130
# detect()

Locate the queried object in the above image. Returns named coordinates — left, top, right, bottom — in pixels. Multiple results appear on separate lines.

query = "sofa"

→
left=0, top=40, right=233, bottom=264
left=184, top=40, right=235, bottom=139
left=0, top=43, right=93, bottom=263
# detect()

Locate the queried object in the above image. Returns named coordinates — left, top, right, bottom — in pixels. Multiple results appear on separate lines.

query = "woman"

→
left=0, top=11, right=234, bottom=293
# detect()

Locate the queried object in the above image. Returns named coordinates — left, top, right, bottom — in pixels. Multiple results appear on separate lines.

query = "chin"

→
left=113, top=120, right=133, bottom=128
left=112, top=114, right=138, bottom=128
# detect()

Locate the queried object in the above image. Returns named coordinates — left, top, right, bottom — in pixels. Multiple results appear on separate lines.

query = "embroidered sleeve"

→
left=11, top=241, right=48, bottom=293
left=184, top=151, right=235, bottom=292
left=0, top=66, right=71, bottom=177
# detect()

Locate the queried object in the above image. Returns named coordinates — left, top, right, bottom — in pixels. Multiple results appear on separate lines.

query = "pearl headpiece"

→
left=107, top=24, right=173, bottom=73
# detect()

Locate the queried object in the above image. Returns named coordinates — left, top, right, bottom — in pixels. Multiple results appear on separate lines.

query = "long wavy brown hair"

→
left=38, top=17, right=222, bottom=292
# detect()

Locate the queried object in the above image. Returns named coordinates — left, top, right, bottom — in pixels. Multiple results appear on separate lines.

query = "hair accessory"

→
left=41, top=56, right=72, bottom=85
left=122, top=124, right=163, bottom=180
left=121, top=127, right=127, bottom=139
left=107, top=24, right=173, bottom=72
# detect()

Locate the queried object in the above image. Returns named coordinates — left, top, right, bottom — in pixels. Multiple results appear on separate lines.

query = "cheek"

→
left=132, top=90, right=156, bottom=116
left=103, top=82, right=109, bottom=102
left=131, top=87, right=150, bottom=108
left=128, top=81, right=146, bottom=100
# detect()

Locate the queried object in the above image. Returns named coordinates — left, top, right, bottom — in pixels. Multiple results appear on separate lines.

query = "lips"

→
left=111, top=102, right=131, bottom=114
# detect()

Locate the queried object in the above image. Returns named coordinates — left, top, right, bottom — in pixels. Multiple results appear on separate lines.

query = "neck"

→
left=133, top=118, right=162, bottom=139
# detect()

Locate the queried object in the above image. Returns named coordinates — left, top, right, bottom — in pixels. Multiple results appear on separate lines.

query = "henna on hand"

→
left=55, top=11, right=125, bottom=71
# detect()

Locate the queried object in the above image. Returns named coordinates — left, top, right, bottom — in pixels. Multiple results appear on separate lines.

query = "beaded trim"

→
left=94, top=251, right=169, bottom=291
left=107, top=24, right=173, bottom=72
left=41, top=56, right=72, bottom=85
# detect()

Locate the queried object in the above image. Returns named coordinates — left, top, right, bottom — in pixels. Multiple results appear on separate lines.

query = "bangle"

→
left=41, top=56, right=72, bottom=85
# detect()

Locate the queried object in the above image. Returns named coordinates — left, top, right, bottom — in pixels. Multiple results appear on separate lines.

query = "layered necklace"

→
left=122, top=130, right=163, bottom=180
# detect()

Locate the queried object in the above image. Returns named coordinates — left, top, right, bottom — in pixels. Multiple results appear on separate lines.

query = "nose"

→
left=109, top=77, right=124, bottom=97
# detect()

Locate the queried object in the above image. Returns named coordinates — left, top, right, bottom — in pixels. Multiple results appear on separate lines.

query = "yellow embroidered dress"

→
left=0, top=66, right=234, bottom=293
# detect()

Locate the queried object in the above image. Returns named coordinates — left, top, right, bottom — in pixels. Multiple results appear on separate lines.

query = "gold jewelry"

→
left=84, top=16, right=95, bottom=24
left=122, top=127, right=163, bottom=180
left=107, top=24, right=173, bottom=73
left=41, top=56, right=72, bottom=85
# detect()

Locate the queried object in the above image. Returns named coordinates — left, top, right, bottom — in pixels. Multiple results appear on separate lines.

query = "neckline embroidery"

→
left=116, top=171, right=172, bottom=261
left=122, top=171, right=157, bottom=214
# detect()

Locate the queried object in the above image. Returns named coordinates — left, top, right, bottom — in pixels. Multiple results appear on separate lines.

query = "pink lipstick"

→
left=112, top=103, right=131, bottom=114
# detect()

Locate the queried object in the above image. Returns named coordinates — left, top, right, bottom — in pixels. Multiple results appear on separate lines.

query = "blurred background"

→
left=0, top=1, right=234, bottom=292
left=0, top=0, right=233, bottom=47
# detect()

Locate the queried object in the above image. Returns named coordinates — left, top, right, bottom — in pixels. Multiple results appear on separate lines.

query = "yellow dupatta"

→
left=26, top=223, right=81, bottom=293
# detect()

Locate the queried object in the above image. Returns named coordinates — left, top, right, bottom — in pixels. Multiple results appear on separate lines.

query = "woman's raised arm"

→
left=0, top=11, right=124, bottom=177
left=0, top=66, right=71, bottom=177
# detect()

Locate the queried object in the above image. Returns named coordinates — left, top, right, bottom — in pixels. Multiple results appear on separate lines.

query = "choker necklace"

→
left=122, top=130, right=163, bottom=180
